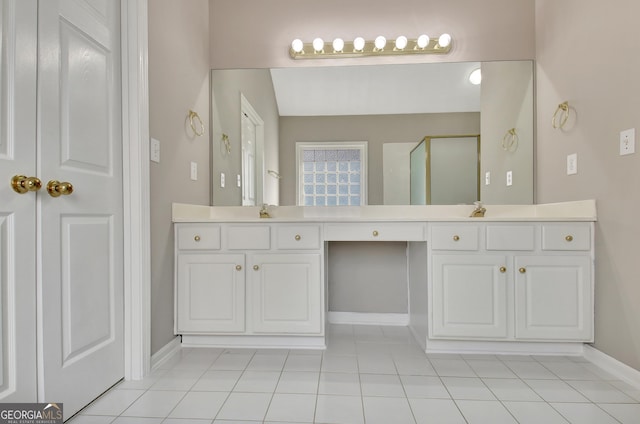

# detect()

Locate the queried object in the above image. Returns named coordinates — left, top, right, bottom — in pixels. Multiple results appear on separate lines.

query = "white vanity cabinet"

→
left=429, top=222, right=594, bottom=342
left=174, top=222, right=324, bottom=345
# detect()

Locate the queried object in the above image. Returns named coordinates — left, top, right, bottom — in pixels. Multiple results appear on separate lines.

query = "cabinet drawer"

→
left=431, top=225, right=479, bottom=250
left=542, top=224, right=590, bottom=251
left=486, top=225, right=535, bottom=251
left=177, top=225, right=221, bottom=250
left=227, top=225, right=271, bottom=250
left=275, top=225, right=321, bottom=250
left=324, top=222, right=426, bottom=241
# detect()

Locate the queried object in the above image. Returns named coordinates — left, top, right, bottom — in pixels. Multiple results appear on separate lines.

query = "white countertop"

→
left=172, top=200, right=597, bottom=223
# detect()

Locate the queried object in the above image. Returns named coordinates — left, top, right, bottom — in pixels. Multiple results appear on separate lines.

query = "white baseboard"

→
left=328, top=312, right=409, bottom=326
left=181, top=334, right=325, bottom=349
left=150, top=336, right=182, bottom=372
left=425, top=338, right=585, bottom=356
left=584, top=344, right=640, bottom=388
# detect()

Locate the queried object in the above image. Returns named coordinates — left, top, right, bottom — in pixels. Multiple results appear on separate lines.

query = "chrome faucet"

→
left=259, top=204, right=271, bottom=218
left=470, top=201, right=486, bottom=218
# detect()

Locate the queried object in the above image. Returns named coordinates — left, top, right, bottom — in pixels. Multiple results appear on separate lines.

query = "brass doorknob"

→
left=499, top=266, right=507, bottom=273
left=253, top=265, right=259, bottom=271
left=372, top=230, right=379, bottom=237
left=295, top=235, right=301, bottom=241
left=47, top=180, right=74, bottom=197
left=565, top=235, right=574, bottom=242
left=236, top=265, right=242, bottom=271
left=519, top=267, right=526, bottom=274
left=453, top=235, right=460, bottom=241
left=11, top=175, right=42, bottom=194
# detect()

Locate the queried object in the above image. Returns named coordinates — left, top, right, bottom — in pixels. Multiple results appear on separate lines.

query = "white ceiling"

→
left=270, top=62, right=481, bottom=117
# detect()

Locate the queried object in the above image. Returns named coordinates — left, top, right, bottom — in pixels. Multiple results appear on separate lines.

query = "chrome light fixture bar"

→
left=289, top=34, right=452, bottom=59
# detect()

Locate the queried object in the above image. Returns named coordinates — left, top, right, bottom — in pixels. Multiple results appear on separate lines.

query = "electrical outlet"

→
left=567, top=153, right=578, bottom=175
left=190, top=162, right=197, bottom=181
left=506, top=170, right=513, bottom=186
left=620, top=128, right=635, bottom=155
left=237, top=174, right=241, bottom=187
left=220, top=172, right=225, bottom=188
left=485, top=171, right=491, bottom=185
left=150, top=138, right=160, bottom=163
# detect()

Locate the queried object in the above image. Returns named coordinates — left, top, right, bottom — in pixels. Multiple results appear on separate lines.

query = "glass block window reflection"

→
left=297, top=142, right=367, bottom=206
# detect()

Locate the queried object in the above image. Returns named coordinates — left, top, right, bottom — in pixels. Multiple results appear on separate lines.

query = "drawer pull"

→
left=372, top=230, right=379, bottom=237
left=253, top=265, right=260, bottom=271
left=194, top=235, right=201, bottom=242
left=235, top=265, right=242, bottom=271
left=453, top=235, right=460, bottom=241
left=519, top=267, right=526, bottom=274
left=565, top=235, right=574, bottom=242
left=499, top=266, right=507, bottom=273
left=295, top=234, right=301, bottom=241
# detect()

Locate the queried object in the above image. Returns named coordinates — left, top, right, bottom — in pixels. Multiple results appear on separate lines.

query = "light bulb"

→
left=291, top=39, right=304, bottom=53
left=395, top=35, right=408, bottom=50
left=469, top=68, right=482, bottom=85
left=374, top=35, right=386, bottom=50
left=312, top=37, right=324, bottom=52
left=332, top=38, right=344, bottom=52
left=353, top=37, right=365, bottom=51
left=416, top=34, right=430, bottom=49
left=438, top=33, right=452, bottom=48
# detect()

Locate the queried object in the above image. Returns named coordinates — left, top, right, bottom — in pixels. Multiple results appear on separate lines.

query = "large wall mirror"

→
left=210, top=60, right=533, bottom=206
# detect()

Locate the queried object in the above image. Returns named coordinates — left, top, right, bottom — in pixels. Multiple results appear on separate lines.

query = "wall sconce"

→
left=289, top=33, right=452, bottom=59
left=221, top=133, right=231, bottom=154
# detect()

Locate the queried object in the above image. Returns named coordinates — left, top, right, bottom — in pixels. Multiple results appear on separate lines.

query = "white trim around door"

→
left=121, top=0, right=151, bottom=380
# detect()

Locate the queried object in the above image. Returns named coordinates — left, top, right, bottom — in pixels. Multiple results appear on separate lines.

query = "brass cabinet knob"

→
left=194, top=235, right=201, bottom=242
left=11, top=175, right=42, bottom=194
left=453, top=235, right=460, bottom=241
left=295, top=234, right=301, bottom=241
left=499, top=266, right=507, bottom=273
left=253, top=265, right=259, bottom=271
left=519, top=267, right=526, bottom=274
left=47, top=180, right=74, bottom=197
left=565, top=235, right=574, bottom=242
left=372, top=230, right=379, bottom=237
left=235, top=265, right=242, bottom=271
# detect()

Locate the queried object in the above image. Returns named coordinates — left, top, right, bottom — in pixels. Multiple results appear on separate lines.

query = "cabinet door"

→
left=250, top=254, right=322, bottom=334
left=431, top=254, right=509, bottom=339
left=176, top=254, right=245, bottom=333
left=515, top=255, right=592, bottom=341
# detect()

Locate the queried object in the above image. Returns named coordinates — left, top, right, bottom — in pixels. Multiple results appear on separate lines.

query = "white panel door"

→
left=176, top=254, right=245, bottom=333
left=241, top=111, right=257, bottom=206
left=431, top=254, right=509, bottom=339
left=37, top=0, right=123, bottom=415
left=250, top=254, right=322, bottom=334
left=0, top=0, right=37, bottom=402
left=515, top=255, right=592, bottom=341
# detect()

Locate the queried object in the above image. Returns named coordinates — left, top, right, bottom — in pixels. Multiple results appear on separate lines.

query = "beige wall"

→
left=279, top=113, right=480, bottom=205
left=536, top=0, right=640, bottom=370
left=148, top=0, right=211, bottom=354
left=209, top=0, right=535, bottom=69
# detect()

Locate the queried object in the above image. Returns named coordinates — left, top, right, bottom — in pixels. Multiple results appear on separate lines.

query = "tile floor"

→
left=70, top=324, right=640, bottom=424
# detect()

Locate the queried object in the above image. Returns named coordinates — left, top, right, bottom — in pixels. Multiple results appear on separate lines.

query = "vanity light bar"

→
left=289, top=34, right=452, bottom=59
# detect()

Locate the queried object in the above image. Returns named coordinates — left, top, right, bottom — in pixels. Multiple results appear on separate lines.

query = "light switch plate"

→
left=506, top=170, right=513, bottom=186
left=567, top=153, right=578, bottom=175
left=220, top=172, right=225, bottom=188
left=150, top=138, right=160, bottom=163
left=485, top=171, right=491, bottom=185
left=237, top=174, right=241, bottom=187
left=190, top=162, right=197, bottom=181
left=620, top=128, right=635, bottom=155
